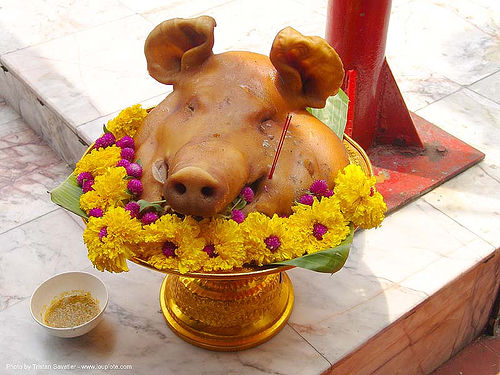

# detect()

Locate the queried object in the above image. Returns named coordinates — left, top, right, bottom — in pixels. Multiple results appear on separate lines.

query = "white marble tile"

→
left=123, top=0, right=231, bottom=15
left=0, top=109, right=72, bottom=232
left=416, top=87, right=500, bottom=182
left=0, top=209, right=88, bottom=311
left=18, top=92, right=89, bottom=165
left=0, top=266, right=331, bottom=375
left=389, top=67, right=462, bottom=112
left=0, top=102, right=19, bottom=125
left=77, top=91, right=171, bottom=145
left=0, top=66, right=88, bottom=165
left=0, top=118, right=31, bottom=146
left=469, top=71, right=500, bottom=104
left=430, top=0, right=500, bottom=38
left=387, top=0, right=500, bottom=86
left=349, top=200, right=492, bottom=286
left=0, top=157, right=72, bottom=234
left=400, top=245, right=493, bottom=296
left=0, top=64, right=36, bottom=116
left=2, top=15, right=166, bottom=128
left=0, top=0, right=134, bottom=54
left=423, top=165, right=500, bottom=248
left=143, top=0, right=327, bottom=56
left=289, top=280, right=426, bottom=363
left=288, top=256, right=394, bottom=330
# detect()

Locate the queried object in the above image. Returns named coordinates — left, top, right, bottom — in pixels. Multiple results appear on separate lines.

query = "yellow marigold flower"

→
left=291, top=197, right=350, bottom=254
left=345, top=190, right=386, bottom=229
left=334, top=164, right=387, bottom=229
left=142, top=215, right=205, bottom=274
left=193, top=218, right=246, bottom=272
left=241, top=212, right=302, bottom=265
left=83, top=207, right=142, bottom=273
left=80, top=167, right=129, bottom=212
left=106, top=104, right=147, bottom=139
left=74, top=146, right=122, bottom=177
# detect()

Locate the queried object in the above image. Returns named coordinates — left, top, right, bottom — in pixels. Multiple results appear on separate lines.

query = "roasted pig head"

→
left=135, top=16, right=349, bottom=217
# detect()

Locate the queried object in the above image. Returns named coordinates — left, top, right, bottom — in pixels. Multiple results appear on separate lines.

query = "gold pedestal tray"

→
left=160, top=269, right=294, bottom=351
left=129, top=134, right=370, bottom=351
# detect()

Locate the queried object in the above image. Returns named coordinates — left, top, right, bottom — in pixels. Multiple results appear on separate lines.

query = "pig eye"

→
left=258, top=107, right=276, bottom=124
left=186, top=98, right=199, bottom=112
left=259, top=111, right=274, bottom=124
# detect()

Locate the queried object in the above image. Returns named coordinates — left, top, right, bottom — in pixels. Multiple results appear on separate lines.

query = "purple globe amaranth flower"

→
left=203, top=244, right=218, bottom=258
left=299, top=194, right=314, bottom=206
left=82, top=179, right=95, bottom=193
left=127, top=179, right=143, bottom=195
left=98, top=226, right=108, bottom=241
left=77, top=172, right=93, bottom=186
left=240, top=186, right=254, bottom=203
left=95, top=132, right=115, bottom=149
left=116, top=159, right=131, bottom=169
left=116, top=136, right=135, bottom=149
left=310, top=179, right=329, bottom=196
left=313, top=223, right=328, bottom=241
left=141, top=211, right=159, bottom=225
left=88, top=208, right=103, bottom=218
left=126, top=163, right=143, bottom=178
left=370, top=186, right=375, bottom=197
left=162, top=241, right=178, bottom=257
left=121, top=147, right=135, bottom=161
left=264, top=235, right=281, bottom=252
left=324, top=189, right=334, bottom=197
left=125, top=201, right=140, bottom=218
left=231, top=209, right=245, bottom=224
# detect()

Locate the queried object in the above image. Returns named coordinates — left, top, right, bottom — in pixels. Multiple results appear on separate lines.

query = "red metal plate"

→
left=367, top=113, right=485, bottom=213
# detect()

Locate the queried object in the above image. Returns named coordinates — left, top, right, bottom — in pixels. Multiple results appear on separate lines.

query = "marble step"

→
left=0, top=58, right=169, bottom=166
left=0, top=63, right=88, bottom=165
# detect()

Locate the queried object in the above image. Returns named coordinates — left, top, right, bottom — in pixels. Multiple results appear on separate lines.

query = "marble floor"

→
left=0, top=0, right=499, bottom=374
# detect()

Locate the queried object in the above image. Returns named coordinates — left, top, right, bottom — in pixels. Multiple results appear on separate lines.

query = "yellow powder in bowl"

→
left=44, top=290, right=100, bottom=328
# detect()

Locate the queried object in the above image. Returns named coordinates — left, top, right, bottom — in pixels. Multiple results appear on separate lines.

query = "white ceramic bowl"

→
left=30, top=271, right=108, bottom=338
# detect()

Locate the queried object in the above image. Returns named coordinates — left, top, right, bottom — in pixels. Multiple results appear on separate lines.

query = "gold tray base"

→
left=159, top=271, right=294, bottom=351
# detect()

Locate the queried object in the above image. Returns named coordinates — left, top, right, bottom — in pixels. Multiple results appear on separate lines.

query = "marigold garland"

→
left=75, top=104, right=387, bottom=274
left=74, top=146, right=122, bottom=178
left=80, top=167, right=130, bottom=212
left=334, top=164, right=387, bottom=229
left=106, top=104, right=147, bottom=139
left=291, top=197, right=350, bottom=253
left=83, top=207, right=142, bottom=273
left=241, top=213, right=302, bottom=265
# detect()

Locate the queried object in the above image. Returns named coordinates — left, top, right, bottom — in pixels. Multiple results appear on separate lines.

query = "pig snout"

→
left=162, top=142, right=250, bottom=217
left=164, top=167, right=225, bottom=216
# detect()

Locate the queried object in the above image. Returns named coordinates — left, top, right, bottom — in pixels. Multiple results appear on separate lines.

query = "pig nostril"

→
left=201, top=186, right=214, bottom=197
left=174, top=183, right=187, bottom=195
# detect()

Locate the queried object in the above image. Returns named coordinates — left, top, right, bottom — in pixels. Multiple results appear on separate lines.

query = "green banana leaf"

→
left=50, top=174, right=88, bottom=219
left=270, top=225, right=354, bottom=273
left=307, top=88, right=349, bottom=140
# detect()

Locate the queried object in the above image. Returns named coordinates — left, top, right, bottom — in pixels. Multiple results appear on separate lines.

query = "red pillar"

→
left=325, top=0, right=484, bottom=212
left=326, top=0, right=423, bottom=150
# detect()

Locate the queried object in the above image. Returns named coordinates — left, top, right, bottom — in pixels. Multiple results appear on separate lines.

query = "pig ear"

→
left=270, top=27, right=344, bottom=108
left=144, top=16, right=216, bottom=84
